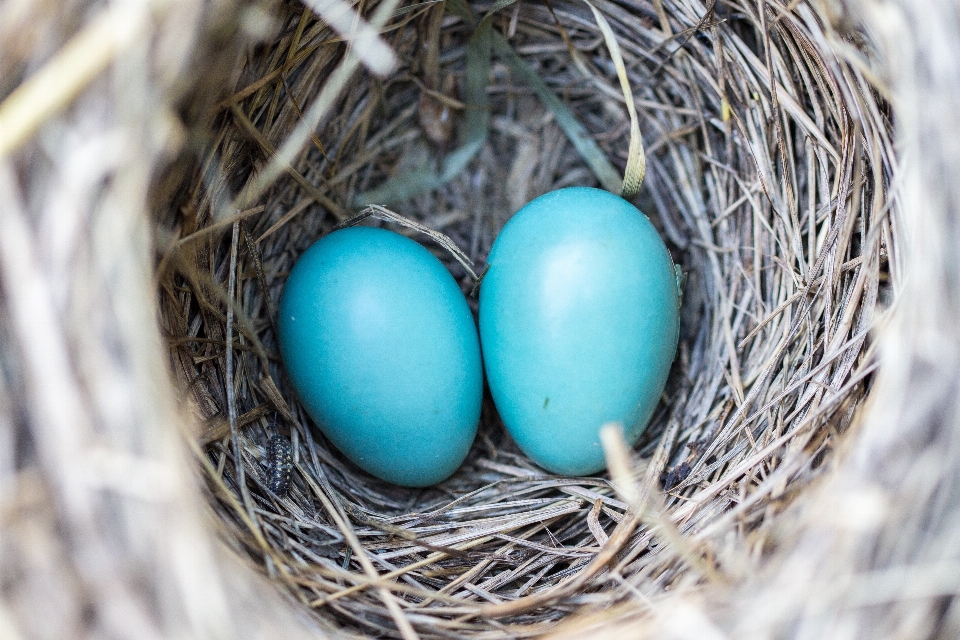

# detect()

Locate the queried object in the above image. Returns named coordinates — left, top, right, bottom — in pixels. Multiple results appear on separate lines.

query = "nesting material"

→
left=158, top=0, right=893, bottom=637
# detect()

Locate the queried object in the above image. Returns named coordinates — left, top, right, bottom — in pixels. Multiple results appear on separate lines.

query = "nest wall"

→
left=10, top=0, right=960, bottom=639
left=155, top=0, right=892, bottom=637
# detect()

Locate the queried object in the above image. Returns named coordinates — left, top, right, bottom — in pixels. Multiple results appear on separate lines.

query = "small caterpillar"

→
left=266, top=435, right=292, bottom=496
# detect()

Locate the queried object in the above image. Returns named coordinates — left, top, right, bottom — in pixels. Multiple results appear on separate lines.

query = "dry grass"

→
left=155, top=0, right=892, bottom=637
left=1, top=0, right=929, bottom=638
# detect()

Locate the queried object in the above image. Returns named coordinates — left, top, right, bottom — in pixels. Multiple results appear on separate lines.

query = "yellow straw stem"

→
left=0, top=6, right=144, bottom=158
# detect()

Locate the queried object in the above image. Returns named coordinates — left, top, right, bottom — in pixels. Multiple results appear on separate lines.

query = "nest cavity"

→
left=158, top=0, right=894, bottom=637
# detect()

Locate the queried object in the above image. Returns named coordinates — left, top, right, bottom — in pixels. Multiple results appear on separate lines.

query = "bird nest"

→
left=155, top=0, right=892, bottom=637
left=152, top=0, right=895, bottom=638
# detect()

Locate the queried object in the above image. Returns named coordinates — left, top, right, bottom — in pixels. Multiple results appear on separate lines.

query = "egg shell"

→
left=278, top=227, right=483, bottom=487
left=479, top=187, right=680, bottom=476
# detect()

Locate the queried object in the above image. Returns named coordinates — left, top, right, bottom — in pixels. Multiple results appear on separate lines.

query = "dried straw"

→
left=9, top=0, right=953, bottom=637
left=152, top=0, right=892, bottom=636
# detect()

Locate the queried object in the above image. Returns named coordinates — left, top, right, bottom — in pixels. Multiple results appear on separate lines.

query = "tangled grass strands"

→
left=158, top=2, right=893, bottom=635
left=0, top=0, right=915, bottom=637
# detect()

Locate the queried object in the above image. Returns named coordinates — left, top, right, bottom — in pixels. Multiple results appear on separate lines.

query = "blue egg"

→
left=479, top=187, right=680, bottom=476
left=278, top=227, right=483, bottom=487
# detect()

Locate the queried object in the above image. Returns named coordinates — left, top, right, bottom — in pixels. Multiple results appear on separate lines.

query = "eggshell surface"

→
left=479, top=187, right=680, bottom=476
left=278, top=227, right=483, bottom=487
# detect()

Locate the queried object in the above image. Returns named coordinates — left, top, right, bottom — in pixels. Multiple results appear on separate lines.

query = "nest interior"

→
left=157, top=0, right=893, bottom=637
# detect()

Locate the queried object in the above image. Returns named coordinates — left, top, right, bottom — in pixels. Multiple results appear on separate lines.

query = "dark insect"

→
left=266, top=435, right=292, bottom=496
left=663, top=461, right=691, bottom=491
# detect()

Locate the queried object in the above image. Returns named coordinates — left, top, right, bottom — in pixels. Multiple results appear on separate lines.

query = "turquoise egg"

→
left=278, top=227, right=483, bottom=487
left=479, top=187, right=680, bottom=476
